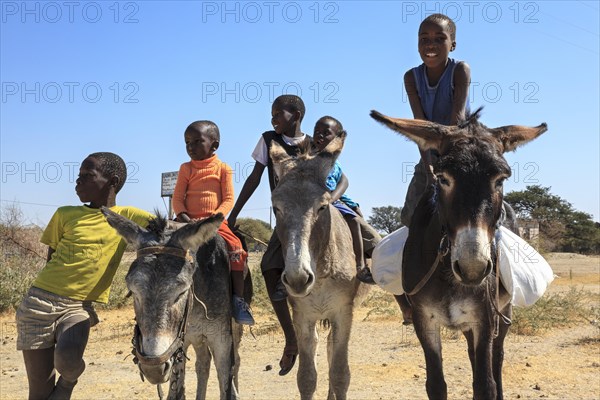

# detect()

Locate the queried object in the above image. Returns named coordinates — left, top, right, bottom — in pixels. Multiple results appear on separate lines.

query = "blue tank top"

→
left=412, top=58, right=469, bottom=125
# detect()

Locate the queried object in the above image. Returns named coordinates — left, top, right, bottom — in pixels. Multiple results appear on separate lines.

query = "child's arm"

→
left=330, top=173, right=349, bottom=203
left=227, top=161, right=265, bottom=228
left=450, top=62, right=471, bottom=125
left=404, top=70, right=435, bottom=178
left=215, top=163, right=235, bottom=216
left=404, top=70, right=426, bottom=120
left=172, top=164, right=190, bottom=222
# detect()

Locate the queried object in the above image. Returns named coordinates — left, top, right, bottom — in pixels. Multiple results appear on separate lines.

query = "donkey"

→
left=101, top=208, right=245, bottom=400
left=269, top=133, right=369, bottom=400
left=370, top=109, right=547, bottom=400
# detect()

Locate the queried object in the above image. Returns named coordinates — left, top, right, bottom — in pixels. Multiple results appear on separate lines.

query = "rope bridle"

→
left=130, top=246, right=194, bottom=399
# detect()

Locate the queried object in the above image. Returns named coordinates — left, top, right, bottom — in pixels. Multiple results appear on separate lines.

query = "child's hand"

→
left=176, top=212, right=191, bottom=223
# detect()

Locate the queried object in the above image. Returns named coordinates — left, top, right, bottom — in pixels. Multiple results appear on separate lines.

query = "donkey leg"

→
left=492, top=307, right=512, bottom=400
left=296, top=319, right=318, bottom=400
left=463, top=329, right=476, bottom=376
left=413, top=313, right=446, bottom=400
left=471, top=324, right=496, bottom=400
left=231, top=322, right=243, bottom=391
left=326, top=309, right=353, bottom=400
left=192, top=342, right=211, bottom=400
left=208, top=329, right=239, bottom=400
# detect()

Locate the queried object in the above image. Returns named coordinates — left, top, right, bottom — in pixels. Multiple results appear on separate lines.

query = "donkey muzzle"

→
left=281, top=267, right=315, bottom=297
left=139, top=359, right=173, bottom=384
left=451, top=228, right=494, bottom=285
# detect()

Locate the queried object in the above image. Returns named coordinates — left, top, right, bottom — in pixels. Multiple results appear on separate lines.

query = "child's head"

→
left=76, top=152, right=127, bottom=205
left=418, top=13, right=457, bottom=67
left=271, top=95, right=305, bottom=137
left=313, top=116, right=345, bottom=152
left=184, top=120, right=220, bottom=161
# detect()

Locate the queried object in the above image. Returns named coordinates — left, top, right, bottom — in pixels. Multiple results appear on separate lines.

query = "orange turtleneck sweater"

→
left=172, top=155, right=234, bottom=219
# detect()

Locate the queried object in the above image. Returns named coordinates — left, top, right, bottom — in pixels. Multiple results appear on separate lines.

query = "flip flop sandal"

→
left=279, top=345, right=298, bottom=376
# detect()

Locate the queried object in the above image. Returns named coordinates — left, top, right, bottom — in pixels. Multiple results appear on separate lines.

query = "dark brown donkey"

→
left=371, top=109, right=547, bottom=400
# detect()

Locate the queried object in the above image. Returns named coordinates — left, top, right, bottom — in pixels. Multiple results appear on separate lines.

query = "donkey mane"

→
left=145, top=211, right=168, bottom=241
left=457, top=106, right=484, bottom=130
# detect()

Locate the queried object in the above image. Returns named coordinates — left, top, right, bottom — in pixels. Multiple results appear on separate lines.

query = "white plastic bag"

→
left=371, top=227, right=409, bottom=295
left=497, top=226, right=555, bottom=307
left=371, top=225, right=554, bottom=304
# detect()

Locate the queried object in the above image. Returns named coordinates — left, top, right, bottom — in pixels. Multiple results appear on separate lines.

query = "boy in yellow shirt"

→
left=15, top=152, right=154, bottom=399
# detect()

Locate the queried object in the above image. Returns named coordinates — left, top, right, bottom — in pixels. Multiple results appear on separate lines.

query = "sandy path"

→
left=1, top=254, right=598, bottom=399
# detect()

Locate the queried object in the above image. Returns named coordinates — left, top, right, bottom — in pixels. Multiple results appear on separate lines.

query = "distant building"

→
left=517, top=219, right=540, bottom=248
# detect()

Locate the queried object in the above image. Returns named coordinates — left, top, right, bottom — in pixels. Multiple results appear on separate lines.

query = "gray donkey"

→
left=269, top=133, right=369, bottom=400
left=101, top=208, right=244, bottom=400
left=371, top=109, right=547, bottom=400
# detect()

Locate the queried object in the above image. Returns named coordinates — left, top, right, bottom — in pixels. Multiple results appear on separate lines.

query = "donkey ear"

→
left=169, top=213, right=224, bottom=252
left=321, top=130, right=346, bottom=156
left=316, top=131, right=346, bottom=180
left=101, top=206, right=153, bottom=250
left=489, top=123, right=548, bottom=152
left=269, top=140, right=298, bottom=183
left=370, top=110, right=456, bottom=152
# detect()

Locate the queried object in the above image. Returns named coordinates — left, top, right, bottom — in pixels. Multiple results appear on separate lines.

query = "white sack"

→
left=497, top=226, right=555, bottom=307
left=371, top=227, right=408, bottom=295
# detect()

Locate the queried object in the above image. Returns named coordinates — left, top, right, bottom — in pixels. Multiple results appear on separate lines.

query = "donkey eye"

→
left=494, top=177, right=506, bottom=189
left=317, top=203, right=328, bottom=212
left=437, top=174, right=450, bottom=187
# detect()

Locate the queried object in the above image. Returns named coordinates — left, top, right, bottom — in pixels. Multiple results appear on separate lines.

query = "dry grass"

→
left=2, top=238, right=598, bottom=339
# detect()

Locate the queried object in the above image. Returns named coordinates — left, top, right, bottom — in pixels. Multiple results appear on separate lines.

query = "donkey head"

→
left=270, top=134, right=346, bottom=296
left=371, top=110, right=547, bottom=286
left=101, top=207, right=223, bottom=383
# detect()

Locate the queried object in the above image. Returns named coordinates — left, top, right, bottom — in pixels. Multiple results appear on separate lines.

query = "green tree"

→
left=505, top=185, right=600, bottom=254
left=562, top=211, right=600, bottom=254
left=368, top=206, right=403, bottom=234
left=236, top=218, right=272, bottom=251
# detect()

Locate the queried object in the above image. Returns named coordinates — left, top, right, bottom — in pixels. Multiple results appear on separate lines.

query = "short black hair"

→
left=88, top=152, right=127, bottom=193
left=421, top=13, right=456, bottom=41
left=185, top=120, right=220, bottom=141
left=317, top=115, right=346, bottom=136
left=273, top=95, right=305, bottom=122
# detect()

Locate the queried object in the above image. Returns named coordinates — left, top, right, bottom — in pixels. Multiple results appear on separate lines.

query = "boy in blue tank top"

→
left=402, top=13, right=471, bottom=226
left=399, top=13, right=471, bottom=323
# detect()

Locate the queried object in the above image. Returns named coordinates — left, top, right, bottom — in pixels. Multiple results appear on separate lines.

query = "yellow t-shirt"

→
left=34, top=205, right=154, bottom=303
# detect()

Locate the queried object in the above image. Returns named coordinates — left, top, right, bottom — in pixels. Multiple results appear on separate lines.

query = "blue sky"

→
left=1, top=1, right=599, bottom=226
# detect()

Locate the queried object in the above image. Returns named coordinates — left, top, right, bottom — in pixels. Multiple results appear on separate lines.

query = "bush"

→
left=512, top=287, right=599, bottom=335
left=0, top=205, right=47, bottom=312
left=237, top=218, right=272, bottom=251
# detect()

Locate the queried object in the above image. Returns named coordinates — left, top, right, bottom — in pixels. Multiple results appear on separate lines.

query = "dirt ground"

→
left=1, top=253, right=598, bottom=399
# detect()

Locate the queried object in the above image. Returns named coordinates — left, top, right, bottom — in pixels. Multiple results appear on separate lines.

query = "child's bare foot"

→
left=279, top=343, right=298, bottom=376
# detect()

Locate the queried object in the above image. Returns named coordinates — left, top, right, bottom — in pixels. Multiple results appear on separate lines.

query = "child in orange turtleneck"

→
left=172, top=120, right=254, bottom=325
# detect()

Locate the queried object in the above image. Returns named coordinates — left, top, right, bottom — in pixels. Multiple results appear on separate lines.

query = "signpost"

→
left=161, top=171, right=178, bottom=219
